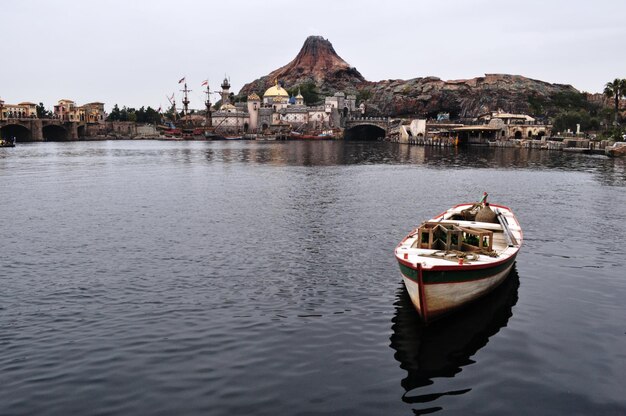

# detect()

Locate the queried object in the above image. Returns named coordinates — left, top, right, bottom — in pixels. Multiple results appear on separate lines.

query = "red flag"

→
left=178, top=77, right=185, bottom=84
left=201, top=80, right=208, bottom=86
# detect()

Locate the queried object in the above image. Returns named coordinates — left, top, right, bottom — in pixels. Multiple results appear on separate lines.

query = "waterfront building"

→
left=82, top=102, right=106, bottom=123
left=0, top=99, right=37, bottom=119
left=397, top=119, right=426, bottom=143
left=211, top=77, right=356, bottom=134
left=54, top=99, right=105, bottom=123
left=325, top=92, right=357, bottom=116
left=477, top=110, right=550, bottom=139
left=54, top=99, right=78, bottom=121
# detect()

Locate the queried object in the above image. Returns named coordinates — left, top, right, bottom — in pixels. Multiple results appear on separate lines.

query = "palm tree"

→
left=604, top=78, right=626, bottom=126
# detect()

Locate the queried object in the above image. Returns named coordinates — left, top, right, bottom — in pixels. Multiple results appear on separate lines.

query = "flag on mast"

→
left=201, top=80, right=208, bottom=86
left=178, top=77, right=185, bottom=84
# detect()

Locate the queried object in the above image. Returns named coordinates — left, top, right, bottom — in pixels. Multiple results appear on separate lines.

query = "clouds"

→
left=1, top=0, right=624, bottom=111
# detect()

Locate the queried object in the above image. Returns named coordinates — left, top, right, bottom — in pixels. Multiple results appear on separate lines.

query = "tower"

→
left=295, top=88, right=304, bottom=106
left=221, top=77, right=231, bottom=106
left=247, top=93, right=261, bottom=133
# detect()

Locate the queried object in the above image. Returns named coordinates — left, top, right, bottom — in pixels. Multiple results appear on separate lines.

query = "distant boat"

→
left=289, top=130, right=335, bottom=140
left=182, top=128, right=205, bottom=140
left=0, top=137, right=16, bottom=147
left=606, top=141, right=626, bottom=157
left=394, top=194, right=522, bottom=323
left=203, top=130, right=225, bottom=140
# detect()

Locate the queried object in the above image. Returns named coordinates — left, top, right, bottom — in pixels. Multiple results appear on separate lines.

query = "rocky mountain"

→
left=238, top=36, right=580, bottom=118
left=238, top=36, right=365, bottom=98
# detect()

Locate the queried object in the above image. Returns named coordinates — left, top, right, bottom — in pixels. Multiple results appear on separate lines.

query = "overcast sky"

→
left=2, top=0, right=625, bottom=112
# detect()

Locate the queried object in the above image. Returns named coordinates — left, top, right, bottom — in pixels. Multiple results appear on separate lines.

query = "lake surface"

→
left=1, top=140, right=625, bottom=415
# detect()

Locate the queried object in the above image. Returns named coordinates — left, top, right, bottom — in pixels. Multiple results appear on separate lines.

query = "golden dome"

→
left=247, top=93, right=260, bottom=101
left=263, top=84, right=289, bottom=98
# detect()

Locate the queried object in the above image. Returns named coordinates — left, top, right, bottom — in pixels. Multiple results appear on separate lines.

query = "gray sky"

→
left=2, top=0, right=625, bottom=112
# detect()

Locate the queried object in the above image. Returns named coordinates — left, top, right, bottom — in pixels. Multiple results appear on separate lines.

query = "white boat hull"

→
left=395, top=202, right=522, bottom=323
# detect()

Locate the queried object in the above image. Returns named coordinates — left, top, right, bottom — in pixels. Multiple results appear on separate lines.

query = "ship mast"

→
left=181, top=82, right=191, bottom=123
left=204, top=81, right=212, bottom=127
left=167, top=93, right=177, bottom=122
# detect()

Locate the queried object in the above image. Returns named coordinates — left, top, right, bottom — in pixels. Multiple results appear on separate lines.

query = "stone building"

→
left=82, top=102, right=106, bottom=123
left=0, top=99, right=37, bottom=119
left=211, top=78, right=354, bottom=134
left=54, top=99, right=78, bottom=121
left=54, top=99, right=106, bottom=123
left=477, top=110, right=550, bottom=139
left=325, top=92, right=356, bottom=117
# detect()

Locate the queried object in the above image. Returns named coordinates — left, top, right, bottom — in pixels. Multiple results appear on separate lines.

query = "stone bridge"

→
left=344, top=117, right=394, bottom=140
left=0, top=118, right=88, bottom=142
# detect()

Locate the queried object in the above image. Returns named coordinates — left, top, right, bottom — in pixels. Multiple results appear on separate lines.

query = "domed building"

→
left=263, top=82, right=290, bottom=108
left=212, top=76, right=357, bottom=135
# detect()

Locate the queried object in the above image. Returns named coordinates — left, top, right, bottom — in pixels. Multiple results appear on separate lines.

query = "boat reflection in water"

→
left=389, top=267, right=520, bottom=414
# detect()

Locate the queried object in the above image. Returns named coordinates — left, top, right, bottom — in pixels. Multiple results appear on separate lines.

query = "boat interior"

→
left=404, top=203, right=520, bottom=263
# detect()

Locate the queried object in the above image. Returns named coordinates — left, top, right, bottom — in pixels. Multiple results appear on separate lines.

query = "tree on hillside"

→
left=603, top=78, right=626, bottom=126
left=287, top=82, right=320, bottom=105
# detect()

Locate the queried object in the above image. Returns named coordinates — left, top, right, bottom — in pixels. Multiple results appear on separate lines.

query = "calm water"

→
left=1, top=140, right=625, bottom=415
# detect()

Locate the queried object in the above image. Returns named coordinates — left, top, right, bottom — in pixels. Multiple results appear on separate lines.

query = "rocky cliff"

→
left=362, top=74, right=579, bottom=118
left=238, top=36, right=579, bottom=118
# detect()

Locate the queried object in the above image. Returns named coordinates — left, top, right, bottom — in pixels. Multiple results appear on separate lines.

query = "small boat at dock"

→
left=394, top=193, right=522, bottom=323
left=289, top=130, right=335, bottom=140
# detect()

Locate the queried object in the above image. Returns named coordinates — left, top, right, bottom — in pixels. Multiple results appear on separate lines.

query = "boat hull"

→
left=399, top=255, right=517, bottom=322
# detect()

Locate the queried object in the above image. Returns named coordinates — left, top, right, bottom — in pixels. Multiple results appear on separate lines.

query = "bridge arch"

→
left=1, top=124, right=32, bottom=142
left=344, top=124, right=386, bottom=141
left=43, top=124, right=68, bottom=141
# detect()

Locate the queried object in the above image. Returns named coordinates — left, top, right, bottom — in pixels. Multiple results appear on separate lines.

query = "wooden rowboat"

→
left=394, top=195, right=522, bottom=323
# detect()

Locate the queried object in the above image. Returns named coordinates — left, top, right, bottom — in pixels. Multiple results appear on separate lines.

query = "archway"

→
left=344, top=124, right=386, bottom=141
left=1, top=124, right=32, bottom=142
left=77, top=125, right=86, bottom=138
left=43, top=125, right=68, bottom=141
left=514, top=131, right=522, bottom=140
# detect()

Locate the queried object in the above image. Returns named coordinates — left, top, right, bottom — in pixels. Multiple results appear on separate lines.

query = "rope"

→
left=426, top=249, right=498, bottom=263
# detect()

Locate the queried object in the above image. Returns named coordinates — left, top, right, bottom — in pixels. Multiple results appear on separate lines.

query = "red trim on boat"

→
left=395, top=250, right=517, bottom=272
left=417, top=263, right=428, bottom=322
left=396, top=257, right=416, bottom=269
